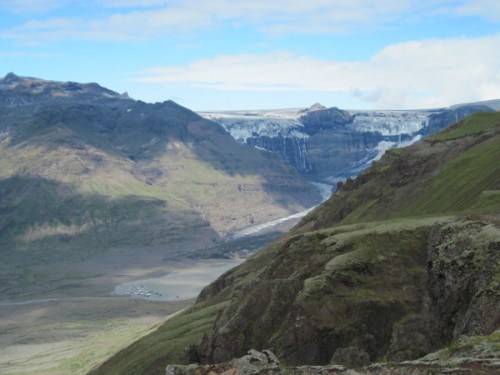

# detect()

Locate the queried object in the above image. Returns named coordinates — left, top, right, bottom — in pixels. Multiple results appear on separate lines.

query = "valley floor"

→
left=0, top=296, right=190, bottom=375
left=0, top=247, right=180, bottom=373
left=0, top=218, right=295, bottom=375
left=0, top=244, right=199, bottom=375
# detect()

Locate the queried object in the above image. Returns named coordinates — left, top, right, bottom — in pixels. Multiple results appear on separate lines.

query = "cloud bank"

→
left=2, top=0, right=500, bottom=42
left=138, top=34, right=500, bottom=109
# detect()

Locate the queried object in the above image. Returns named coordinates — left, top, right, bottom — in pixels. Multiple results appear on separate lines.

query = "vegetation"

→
left=89, top=302, right=228, bottom=375
left=429, top=111, right=500, bottom=141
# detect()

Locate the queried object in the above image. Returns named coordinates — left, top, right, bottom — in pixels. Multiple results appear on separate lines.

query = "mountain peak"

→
left=2, top=72, right=22, bottom=83
left=0, top=73, right=130, bottom=105
left=299, top=103, right=327, bottom=114
left=309, top=102, right=326, bottom=111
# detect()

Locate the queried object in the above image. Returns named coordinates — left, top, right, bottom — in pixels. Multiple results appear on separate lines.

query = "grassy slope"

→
left=298, top=111, right=500, bottom=231
left=91, top=112, right=500, bottom=374
left=88, top=302, right=228, bottom=375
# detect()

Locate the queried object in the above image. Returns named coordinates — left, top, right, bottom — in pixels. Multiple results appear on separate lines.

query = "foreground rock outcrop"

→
left=193, top=216, right=499, bottom=365
left=167, top=339, right=500, bottom=375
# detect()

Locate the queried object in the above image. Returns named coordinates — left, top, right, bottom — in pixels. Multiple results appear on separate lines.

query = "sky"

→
left=0, top=0, right=499, bottom=111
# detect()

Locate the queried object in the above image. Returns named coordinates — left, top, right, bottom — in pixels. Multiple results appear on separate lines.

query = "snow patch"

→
left=373, top=134, right=422, bottom=161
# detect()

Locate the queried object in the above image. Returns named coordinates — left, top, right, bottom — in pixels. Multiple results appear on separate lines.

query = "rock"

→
left=230, top=349, right=281, bottom=375
left=299, top=107, right=352, bottom=135
left=330, top=347, right=371, bottom=368
left=167, top=350, right=281, bottom=375
left=387, top=314, right=432, bottom=361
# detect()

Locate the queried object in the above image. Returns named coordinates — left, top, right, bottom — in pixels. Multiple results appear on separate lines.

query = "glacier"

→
left=199, top=102, right=495, bottom=193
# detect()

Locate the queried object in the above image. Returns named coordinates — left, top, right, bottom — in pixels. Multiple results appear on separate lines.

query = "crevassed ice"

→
left=221, top=118, right=306, bottom=142
left=351, top=112, right=428, bottom=136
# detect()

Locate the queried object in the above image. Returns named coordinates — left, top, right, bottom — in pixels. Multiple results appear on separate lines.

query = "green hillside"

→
left=91, top=112, right=500, bottom=374
left=298, top=111, right=500, bottom=231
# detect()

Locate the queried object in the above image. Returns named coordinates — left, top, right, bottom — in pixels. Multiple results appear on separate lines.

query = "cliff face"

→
left=194, top=216, right=499, bottom=365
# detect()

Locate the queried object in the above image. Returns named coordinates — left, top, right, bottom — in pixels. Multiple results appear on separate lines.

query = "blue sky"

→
left=0, top=0, right=499, bottom=110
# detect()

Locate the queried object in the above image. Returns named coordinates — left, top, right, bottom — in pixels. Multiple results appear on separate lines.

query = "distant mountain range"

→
left=93, top=111, right=500, bottom=375
left=201, top=99, right=498, bottom=186
left=0, top=73, right=320, bottom=268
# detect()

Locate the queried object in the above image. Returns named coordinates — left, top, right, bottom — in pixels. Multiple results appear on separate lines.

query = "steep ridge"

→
left=0, top=73, right=320, bottom=266
left=92, top=112, right=499, bottom=374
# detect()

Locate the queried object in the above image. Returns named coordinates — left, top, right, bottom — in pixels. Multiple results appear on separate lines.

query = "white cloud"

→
left=137, top=34, right=500, bottom=109
left=4, top=0, right=499, bottom=43
left=453, top=0, right=500, bottom=21
left=0, top=0, right=67, bottom=14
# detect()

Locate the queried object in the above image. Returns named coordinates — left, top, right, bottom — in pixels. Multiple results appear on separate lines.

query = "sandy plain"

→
left=0, top=214, right=298, bottom=374
left=0, top=242, right=224, bottom=375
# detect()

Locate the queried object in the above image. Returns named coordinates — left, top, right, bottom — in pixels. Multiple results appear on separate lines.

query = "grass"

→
left=399, top=136, right=500, bottom=217
left=429, top=111, right=500, bottom=141
left=89, top=301, right=229, bottom=375
left=0, top=303, right=190, bottom=375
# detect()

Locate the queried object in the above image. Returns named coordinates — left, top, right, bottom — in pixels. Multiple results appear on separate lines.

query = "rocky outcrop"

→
left=192, top=216, right=499, bottom=366
left=167, top=350, right=280, bottom=375
left=167, top=341, right=500, bottom=375
left=299, top=107, right=352, bottom=135
left=427, top=219, right=500, bottom=344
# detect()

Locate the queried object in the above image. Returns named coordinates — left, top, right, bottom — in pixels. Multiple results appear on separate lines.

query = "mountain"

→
left=0, top=73, right=320, bottom=267
left=200, top=102, right=495, bottom=185
left=92, top=111, right=499, bottom=374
